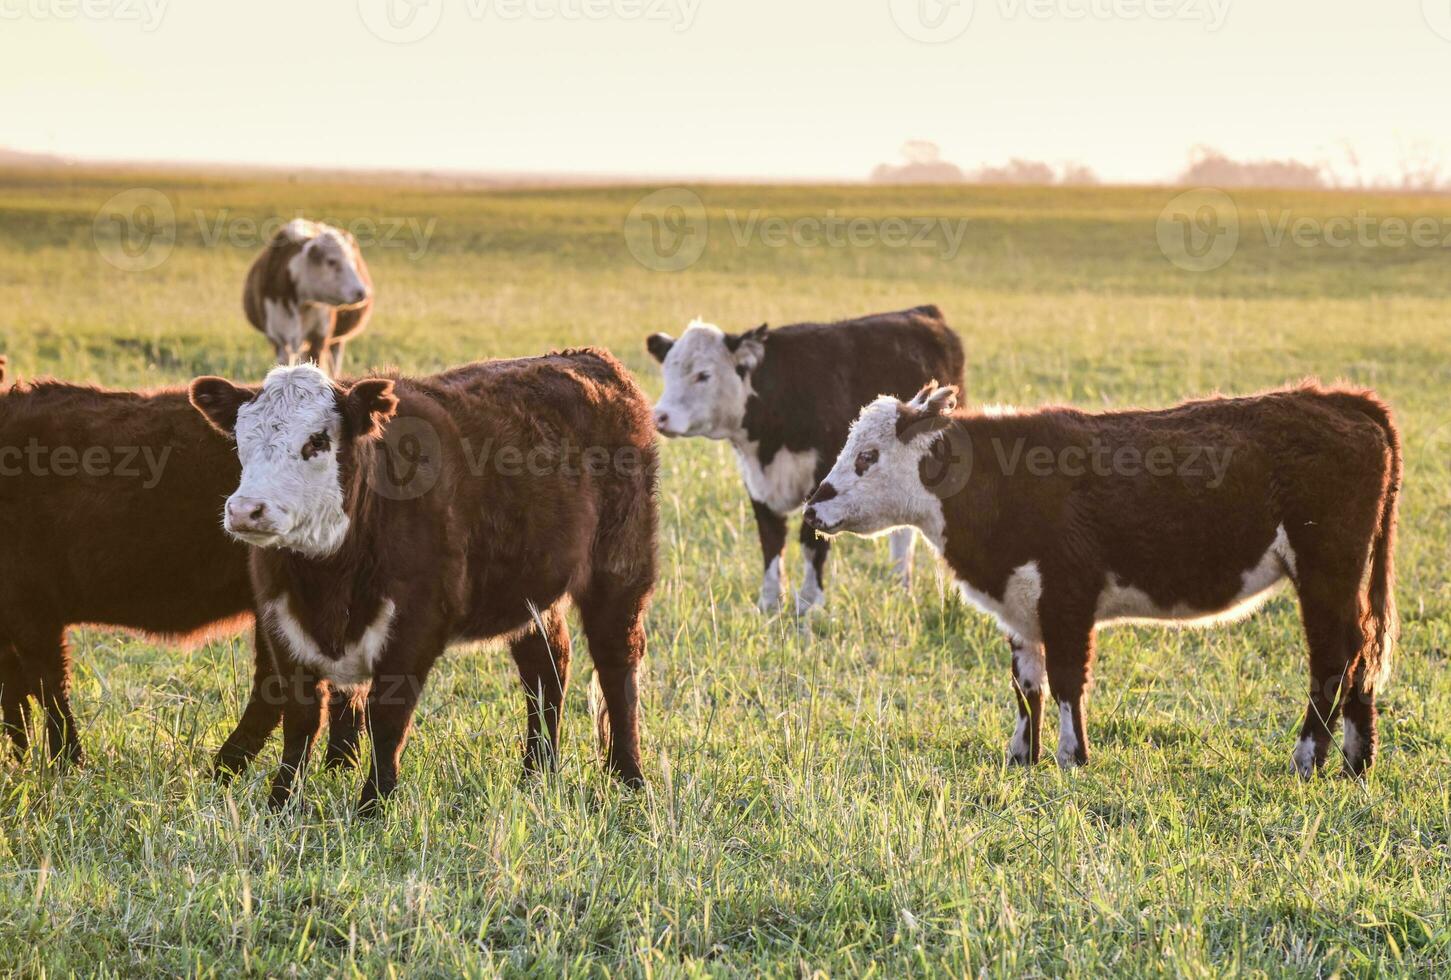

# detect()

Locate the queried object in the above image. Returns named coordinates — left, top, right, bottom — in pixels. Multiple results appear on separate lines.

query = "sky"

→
left=2, top=0, right=1448, bottom=183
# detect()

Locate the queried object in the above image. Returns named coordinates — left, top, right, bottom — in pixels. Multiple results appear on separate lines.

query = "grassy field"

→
left=0, top=167, right=1448, bottom=976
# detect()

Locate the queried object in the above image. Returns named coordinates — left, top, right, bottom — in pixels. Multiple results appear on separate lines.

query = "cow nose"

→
left=226, top=497, right=274, bottom=533
left=803, top=507, right=821, bottom=530
left=654, top=410, right=670, bottom=431
left=349, top=286, right=368, bottom=304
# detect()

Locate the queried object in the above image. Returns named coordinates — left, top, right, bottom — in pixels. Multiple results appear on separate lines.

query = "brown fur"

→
left=192, top=349, right=659, bottom=811
left=904, top=382, right=1398, bottom=774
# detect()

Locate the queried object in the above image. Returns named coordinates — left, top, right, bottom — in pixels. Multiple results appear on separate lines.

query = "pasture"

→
left=0, top=167, right=1448, bottom=975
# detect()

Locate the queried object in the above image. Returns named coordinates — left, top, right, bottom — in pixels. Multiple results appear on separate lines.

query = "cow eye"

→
left=854, top=449, right=879, bottom=475
left=695, top=372, right=710, bottom=383
left=328, top=258, right=340, bottom=269
left=301, top=431, right=331, bottom=460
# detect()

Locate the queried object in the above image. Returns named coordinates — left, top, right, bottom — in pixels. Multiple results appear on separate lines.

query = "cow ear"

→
left=896, top=381, right=958, bottom=441
left=343, top=379, right=398, bottom=440
left=646, top=333, right=675, bottom=363
left=727, top=323, right=768, bottom=372
left=922, top=384, right=958, bottom=416
left=189, top=377, right=254, bottom=436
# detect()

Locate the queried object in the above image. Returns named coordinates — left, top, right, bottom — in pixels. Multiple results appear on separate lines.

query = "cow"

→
left=188, top=350, right=658, bottom=811
left=243, top=219, right=373, bottom=377
left=647, top=305, right=964, bottom=616
left=0, top=373, right=362, bottom=769
left=804, top=381, right=1400, bottom=777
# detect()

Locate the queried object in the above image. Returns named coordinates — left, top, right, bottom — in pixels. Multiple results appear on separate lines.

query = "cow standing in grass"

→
left=0, top=369, right=364, bottom=767
left=647, top=305, right=964, bottom=615
left=805, top=381, right=1400, bottom=776
left=190, top=351, right=658, bottom=811
left=244, top=219, right=373, bottom=377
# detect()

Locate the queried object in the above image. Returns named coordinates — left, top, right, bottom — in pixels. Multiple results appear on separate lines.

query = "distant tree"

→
left=1178, top=146, right=1326, bottom=189
left=1058, top=162, right=1099, bottom=186
left=973, top=158, right=1055, bottom=185
left=869, top=141, right=967, bottom=184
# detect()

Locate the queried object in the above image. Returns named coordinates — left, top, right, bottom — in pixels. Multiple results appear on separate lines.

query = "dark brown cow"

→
left=806, top=381, right=1400, bottom=776
left=0, top=373, right=361, bottom=768
left=647, top=305, right=964, bottom=615
left=189, top=349, right=658, bottom=811
left=243, top=219, right=373, bottom=377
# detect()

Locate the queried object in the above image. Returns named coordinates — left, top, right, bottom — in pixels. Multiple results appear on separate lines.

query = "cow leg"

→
left=303, top=334, right=329, bottom=374
left=214, top=624, right=285, bottom=781
left=1339, top=656, right=1379, bottom=778
left=322, top=686, right=367, bottom=770
left=267, top=669, right=325, bottom=811
left=1292, top=595, right=1359, bottom=779
left=328, top=340, right=348, bottom=379
left=751, top=499, right=788, bottom=614
left=358, top=669, right=430, bottom=815
left=0, top=645, right=32, bottom=759
left=510, top=603, right=572, bottom=776
left=1043, top=614, right=1094, bottom=769
left=10, top=624, right=82, bottom=766
left=795, top=519, right=829, bottom=615
left=576, top=573, right=651, bottom=788
left=1007, top=636, right=1045, bottom=766
left=889, top=528, right=917, bottom=590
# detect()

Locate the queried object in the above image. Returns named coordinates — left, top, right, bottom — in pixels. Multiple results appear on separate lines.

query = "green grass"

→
left=1, top=168, right=1449, bottom=976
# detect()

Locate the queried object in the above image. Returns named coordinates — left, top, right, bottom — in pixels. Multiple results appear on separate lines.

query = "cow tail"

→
left=1359, top=397, right=1401, bottom=693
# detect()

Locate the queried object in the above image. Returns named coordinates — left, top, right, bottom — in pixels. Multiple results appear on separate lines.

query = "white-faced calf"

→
left=191, top=353, right=658, bottom=811
left=243, top=219, right=373, bottom=377
left=806, top=382, right=1400, bottom=776
left=647, top=305, right=963, bottom=615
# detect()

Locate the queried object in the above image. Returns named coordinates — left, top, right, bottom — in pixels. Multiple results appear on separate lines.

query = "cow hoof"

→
left=1291, top=736, right=1321, bottom=779
left=1006, top=747, right=1036, bottom=767
left=757, top=593, right=784, bottom=615
left=793, top=589, right=825, bottom=618
left=1055, top=747, right=1087, bottom=770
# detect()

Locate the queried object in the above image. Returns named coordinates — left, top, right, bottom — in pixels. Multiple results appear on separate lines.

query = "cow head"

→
left=190, top=364, right=397, bottom=558
left=646, top=319, right=766, bottom=439
left=285, top=221, right=370, bottom=308
left=804, top=381, right=958, bottom=537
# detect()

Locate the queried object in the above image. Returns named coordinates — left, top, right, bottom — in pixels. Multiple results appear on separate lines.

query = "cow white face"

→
left=190, top=364, right=397, bottom=559
left=646, top=320, right=766, bottom=440
left=804, top=383, right=958, bottom=539
left=287, top=223, right=369, bottom=308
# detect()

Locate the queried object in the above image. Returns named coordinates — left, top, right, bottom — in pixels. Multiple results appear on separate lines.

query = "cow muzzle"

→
left=224, top=496, right=287, bottom=540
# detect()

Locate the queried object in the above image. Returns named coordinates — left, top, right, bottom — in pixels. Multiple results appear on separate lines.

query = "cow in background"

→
left=244, top=219, right=372, bottom=377
left=647, top=305, right=964, bottom=615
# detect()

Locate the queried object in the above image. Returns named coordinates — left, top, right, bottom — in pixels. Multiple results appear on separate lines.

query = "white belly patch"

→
left=957, top=561, right=1044, bottom=643
left=733, top=442, right=819, bottom=515
left=265, top=596, right=397, bottom=688
left=1095, top=524, right=1297, bottom=628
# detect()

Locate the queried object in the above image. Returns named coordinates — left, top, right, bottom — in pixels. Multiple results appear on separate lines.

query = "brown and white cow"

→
left=647, top=305, right=964, bottom=615
left=190, top=351, right=658, bottom=811
left=0, top=372, right=365, bottom=768
left=243, top=219, right=373, bottom=377
left=805, top=382, right=1400, bottom=776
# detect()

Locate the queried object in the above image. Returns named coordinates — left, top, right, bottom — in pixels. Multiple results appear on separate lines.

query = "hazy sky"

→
left=3, top=0, right=1447, bottom=182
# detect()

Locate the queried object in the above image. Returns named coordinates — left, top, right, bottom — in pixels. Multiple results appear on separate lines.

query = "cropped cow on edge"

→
left=190, top=351, right=658, bottom=811
left=647, top=305, right=963, bottom=615
left=0, top=371, right=364, bottom=767
left=805, top=382, right=1400, bottom=776
left=244, top=219, right=373, bottom=377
